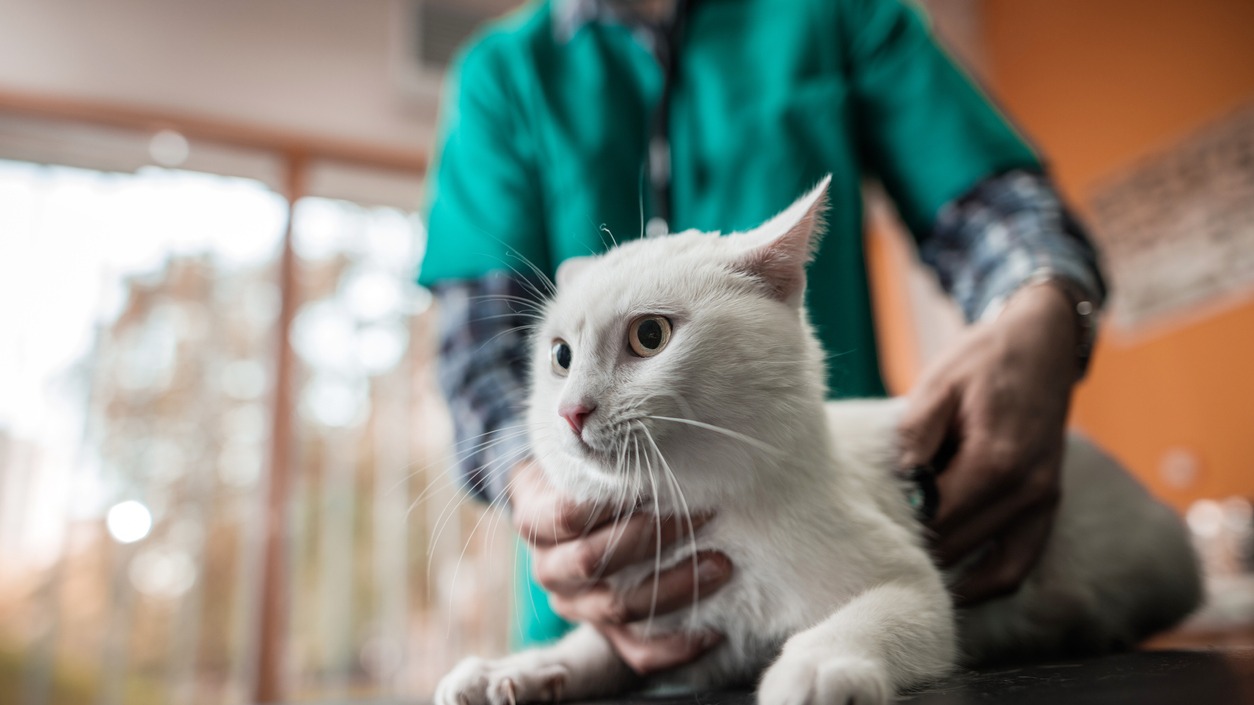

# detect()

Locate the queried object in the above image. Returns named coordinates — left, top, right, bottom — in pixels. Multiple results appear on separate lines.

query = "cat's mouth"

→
left=571, top=433, right=597, bottom=456
left=573, top=436, right=618, bottom=469
left=566, top=428, right=628, bottom=473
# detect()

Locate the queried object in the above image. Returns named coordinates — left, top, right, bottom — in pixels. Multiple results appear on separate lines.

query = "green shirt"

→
left=419, top=0, right=1037, bottom=398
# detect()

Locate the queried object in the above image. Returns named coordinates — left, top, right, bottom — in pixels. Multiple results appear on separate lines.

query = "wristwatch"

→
left=981, top=270, right=1100, bottom=380
left=1020, top=272, right=1100, bottom=380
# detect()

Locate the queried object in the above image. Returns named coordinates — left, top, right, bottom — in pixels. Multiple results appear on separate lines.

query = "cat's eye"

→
left=627, top=316, right=672, bottom=357
left=551, top=339, right=572, bottom=376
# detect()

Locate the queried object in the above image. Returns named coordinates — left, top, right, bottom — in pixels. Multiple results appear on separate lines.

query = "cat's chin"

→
left=567, top=447, right=626, bottom=480
left=534, top=440, right=639, bottom=496
left=543, top=455, right=636, bottom=503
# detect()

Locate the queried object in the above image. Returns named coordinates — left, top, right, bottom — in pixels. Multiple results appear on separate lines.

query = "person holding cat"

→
left=420, top=0, right=1106, bottom=675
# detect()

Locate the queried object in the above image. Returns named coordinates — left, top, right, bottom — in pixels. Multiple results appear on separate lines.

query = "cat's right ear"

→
left=733, top=175, right=831, bottom=307
left=556, top=256, right=593, bottom=291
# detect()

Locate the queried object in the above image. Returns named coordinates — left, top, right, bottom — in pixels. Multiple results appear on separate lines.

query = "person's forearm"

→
left=432, top=275, right=542, bottom=504
left=921, top=168, right=1107, bottom=325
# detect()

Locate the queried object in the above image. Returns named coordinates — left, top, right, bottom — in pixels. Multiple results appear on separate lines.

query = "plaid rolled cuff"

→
left=432, top=274, right=545, bottom=505
left=923, top=169, right=1108, bottom=322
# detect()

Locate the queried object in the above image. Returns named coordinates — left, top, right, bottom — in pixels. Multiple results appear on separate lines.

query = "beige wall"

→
left=0, top=0, right=436, bottom=151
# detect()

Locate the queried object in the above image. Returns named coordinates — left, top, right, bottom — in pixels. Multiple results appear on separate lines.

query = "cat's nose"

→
left=559, top=402, right=596, bottom=436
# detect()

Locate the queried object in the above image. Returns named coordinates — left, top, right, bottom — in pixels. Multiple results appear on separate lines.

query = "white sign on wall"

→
left=1088, top=104, right=1254, bottom=330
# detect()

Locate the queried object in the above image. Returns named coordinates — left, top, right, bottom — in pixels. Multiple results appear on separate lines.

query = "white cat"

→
left=436, top=177, right=1201, bottom=705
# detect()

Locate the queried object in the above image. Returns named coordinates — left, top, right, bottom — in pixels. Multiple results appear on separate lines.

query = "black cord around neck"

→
left=646, top=0, right=695, bottom=236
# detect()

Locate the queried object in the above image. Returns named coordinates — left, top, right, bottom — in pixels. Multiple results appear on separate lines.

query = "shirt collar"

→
left=552, top=0, right=607, bottom=42
left=554, top=0, right=671, bottom=43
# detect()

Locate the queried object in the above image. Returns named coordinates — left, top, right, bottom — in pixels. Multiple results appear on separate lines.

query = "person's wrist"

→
left=995, top=278, right=1096, bottom=382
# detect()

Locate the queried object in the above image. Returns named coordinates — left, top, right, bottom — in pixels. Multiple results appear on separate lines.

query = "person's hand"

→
left=509, top=459, right=733, bottom=673
left=898, top=283, right=1081, bottom=605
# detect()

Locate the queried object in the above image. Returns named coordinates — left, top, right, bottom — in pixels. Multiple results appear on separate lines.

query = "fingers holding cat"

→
left=547, top=550, right=731, bottom=624
left=898, top=283, right=1077, bottom=605
left=528, top=513, right=711, bottom=591
left=509, top=460, right=734, bottom=673
left=927, top=436, right=1062, bottom=605
left=544, top=543, right=732, bottom=673
left=949, top=498, right=1057, bottom=605
left=510, top=458, right=618, bottom=546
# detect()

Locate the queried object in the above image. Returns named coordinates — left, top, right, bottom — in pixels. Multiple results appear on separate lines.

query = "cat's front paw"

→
left=436, top=656, right=492, bottom=705
left=486, top=663, right=569, bottom=705
left=758, top=654, right=890, bottom=705
left=436, top=656, right=569, bottom=705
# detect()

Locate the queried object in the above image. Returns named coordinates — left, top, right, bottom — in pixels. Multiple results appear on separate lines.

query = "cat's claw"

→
left=497, top=678, right=517, bottom=705
left=487, top=664, right=569, bottom=705
left=758, top=654, right=890, bottom=705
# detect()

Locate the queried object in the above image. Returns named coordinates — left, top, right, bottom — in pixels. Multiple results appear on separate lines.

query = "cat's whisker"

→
left=482, top=452, right=534, bottom=571
left=398, top=425, right=530, bottom=495
left=474, top=324, right=542, bottom=357
left=590, top=439, right=638, bottom=584
left=640, top=424, right=703, bottom=635
left=425, top=475, right=481, bottom=576
left=484, top=258, right=553, bottom=305
left=513, top=443, right=562, bottom=629
left=426, top=443, right=528, bottom=554
left=638, top=435, right=665, bottom=640
left=511, top=518, right=540, bottom=637
left=743, top=359, right=819, bottom=367
left=470, top=312, right=546, bottom=324
left=401, top=428, right=533, bottom=524
left=645, top=414, right=784, bottom=458
left=519, top=426, right=611, bottom=546
left=655, top=391, right=699, bottom=428
left=636, top=163, right=646, bottom=240
left=452, top=222, right=556, bottom=304
left=403, top=472, right=467, bottom=528
left=492, top=251, right=556, bottom=300
left=468, top=292, right=548, bottom=312
left=439, top=462, right=535, bottom=641
left=426, top=443, right=533, bottom=589
left=468, top=236, right=554, bottom=301
left=388, top=422, right=531, bottom=497
left=550, top=469, right=614, bottom=548
left=428, top=500, right=468, bottom=607
left=599, top=222, right=619, bottom=249
left=421, top=476, right=484, bottom=604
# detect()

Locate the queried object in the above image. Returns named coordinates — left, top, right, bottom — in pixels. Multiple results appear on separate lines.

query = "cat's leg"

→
left=960, top=436, right=1202, bottom=664
left=758, top=579, right=955, bottom=705
left=436, top=624, right=637, bottom=705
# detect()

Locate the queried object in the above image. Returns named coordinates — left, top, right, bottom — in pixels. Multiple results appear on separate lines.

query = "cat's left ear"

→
left=733, top=175, right=830, bottom=307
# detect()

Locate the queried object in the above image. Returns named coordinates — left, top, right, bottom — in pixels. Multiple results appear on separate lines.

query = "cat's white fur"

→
left=436, top=178, right=1201, bottom=705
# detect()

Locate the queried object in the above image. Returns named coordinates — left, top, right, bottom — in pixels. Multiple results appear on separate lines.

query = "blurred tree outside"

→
left=0, top=159, right=514, bottom=705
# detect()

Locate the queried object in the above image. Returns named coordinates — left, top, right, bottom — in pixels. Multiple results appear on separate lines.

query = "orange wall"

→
left=980, top=0, right=1254, bottom=510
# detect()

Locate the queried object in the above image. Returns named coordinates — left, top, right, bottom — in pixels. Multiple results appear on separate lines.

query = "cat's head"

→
left=526, top=176, right=832, bottom=507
